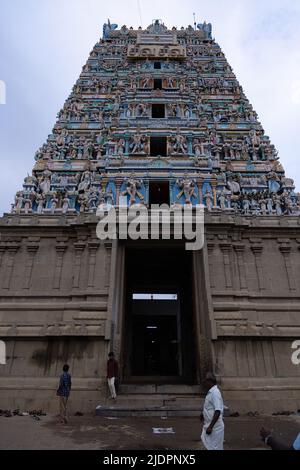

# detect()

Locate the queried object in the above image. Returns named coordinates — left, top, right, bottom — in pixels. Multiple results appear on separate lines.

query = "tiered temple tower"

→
left=0, top=20, right=299, bottom=414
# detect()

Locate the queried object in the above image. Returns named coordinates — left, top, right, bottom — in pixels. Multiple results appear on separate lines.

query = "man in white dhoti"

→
left=201, top=372, right=224, bottom=451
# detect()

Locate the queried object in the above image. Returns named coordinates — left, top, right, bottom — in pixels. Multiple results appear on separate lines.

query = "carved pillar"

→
left=3, top=244, right=20, bottom=290
left=219, top=243, right=232, bottom=288
left=116, top=178, right=123, bottom=206
left=207, top=243, right=215, bottom=289
left=23, top=242, right=39, bottom=289
left=88, top=241, right=100, bottom=288
left=234, top=244, right=247, bottom=290
left=104, top=241, right=113, bottom=288
left=0, top=245, right=5, bottom=269
left=211, top=178, right=217, bottom=207
left=53, top=243, right=67, bottom=290
left=102, top=178, right=108, bottom=194
left=73, top=242, right=86, bottom=289
left=197, top=180, right=203, bottom=205
left=187, top=134, right=193, bottom=155
left=125, top=133, right=130, bottom=156
left=279, top=245, right=296, bottom=291
left=251, top=245, right=265, bottom=291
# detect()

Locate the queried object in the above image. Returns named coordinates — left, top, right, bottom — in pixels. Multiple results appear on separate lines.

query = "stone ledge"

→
left=220, top=377, right=300, bottom=390
left=1, top=213, right=300, bottom=229
left=0, top=377, right=103, bottom=390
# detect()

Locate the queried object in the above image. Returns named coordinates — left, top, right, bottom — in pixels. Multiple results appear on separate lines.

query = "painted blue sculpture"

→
left=197, top=22, right=212, bottom=39
left=103, top=20, right=118, bottom=40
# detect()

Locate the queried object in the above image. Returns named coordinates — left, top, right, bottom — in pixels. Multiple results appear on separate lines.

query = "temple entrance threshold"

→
left=123, top=244, right=197, bottom=384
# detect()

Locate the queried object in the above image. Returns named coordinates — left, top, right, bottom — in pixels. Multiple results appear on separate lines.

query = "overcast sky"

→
left=0, top=0, right=300, bottom=216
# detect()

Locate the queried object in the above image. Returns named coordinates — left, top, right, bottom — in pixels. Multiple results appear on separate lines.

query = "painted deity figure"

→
left=136, top=103, right=148, bottom=117
left=242, top=196, right=251, bottom=215
left=39, top=171, right=52, bottom=194
left=62, top=196, right=70, bottom=214
left=183, top=104, right=191, bottom=119
left=126, top=104, right=135, bottom=118
left=226, top=176, right=240, bottom=195
left=24, top=197, right=32, bottom=215
left=116, top=138, right=125, bottom=156
left=267, top=172, right=281, bottom=194
left=204, top=189, right=213, bottom=211
left=259, top=198, right=267, bottom=215
left=176, top=176, right=197, bottom=205
left=283, top=193, right=294, bottom=215
left=274, top=194, right=282, bottom=216
left=130, top=133, right=146, bottom=154
left=122, top=175, right=144, bottom=206
left=218, top=189, right=230, bottom=210
left=266, top=196, right=273, bottom=215
left=141, top=77, right=152, bottom=89
left=36, top=193, right=46, bottom=214
left=166, top=77, right=176, bottom=88
left=170, top=132, right=188, bottom=154
left=168, top=103, right=179, bottom=118
left=78, top=171, right=92, bottom=192
left=50, top=193, right=59, bottom=214
left=56, top=128, right=68, bottom=146
left=87, top=188, right=99, bottom=211
left=104, top=188, right=115, bottom=207
left=250, top=130, right=261, bottom=147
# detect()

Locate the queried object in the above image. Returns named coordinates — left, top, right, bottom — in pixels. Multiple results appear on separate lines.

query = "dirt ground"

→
left=0, top=413, right=299, bottom=450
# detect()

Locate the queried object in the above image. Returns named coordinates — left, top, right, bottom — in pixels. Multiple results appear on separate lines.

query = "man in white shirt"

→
left=201, top=372, right=225, bottom=451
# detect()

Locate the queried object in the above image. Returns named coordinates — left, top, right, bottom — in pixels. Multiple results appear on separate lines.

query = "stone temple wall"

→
left=0, top=214, right=112, bottom=412
left=206, top=214, right=300, bottom=412
left=0, top=212, right=299, bottom=413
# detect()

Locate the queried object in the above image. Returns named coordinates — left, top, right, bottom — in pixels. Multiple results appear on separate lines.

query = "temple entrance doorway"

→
left=123, top=243, right=196, bottom=383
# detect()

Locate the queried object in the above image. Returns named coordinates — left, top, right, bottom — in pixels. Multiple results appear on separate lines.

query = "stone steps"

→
left=96, top=384, right=205, bottom=417
left=119, top=384, right=202, bottom=394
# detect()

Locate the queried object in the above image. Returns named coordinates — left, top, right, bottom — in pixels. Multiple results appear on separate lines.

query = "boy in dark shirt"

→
left=107, top=352, right=119, bottom=399
left=57, top=364, right=72, bottom=423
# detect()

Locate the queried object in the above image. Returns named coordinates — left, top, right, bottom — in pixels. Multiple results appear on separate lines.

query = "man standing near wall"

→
left=107, top=352, right=119, bottom=400
left=201, top=372, right=225, bottom=450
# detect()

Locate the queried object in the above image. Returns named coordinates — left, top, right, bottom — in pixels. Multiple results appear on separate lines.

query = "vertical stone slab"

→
left=3, top=244, right=20, bottom=290
left=219, top=243, right=233, bottom=288
left=207, top=242, right=215, bottom=289
left=279, top=244, right=296, bottom=292
left=88, top=241, right=100, bottom=288
left=53, top=242, right=67, bottom=290
left=73, top=242, right=86, bottom=289
left=104, top=241, right=113, bottom=288
left=23, top=242, right=39, bottom=290
left=251, top=244, right=265, bottom=291
left=0, top=244, right=5, bottom=268
left=234, top=244, right=247, bottom=291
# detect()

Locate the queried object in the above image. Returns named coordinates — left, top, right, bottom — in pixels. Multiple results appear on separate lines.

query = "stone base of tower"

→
left=0, top=213, right=299, bottom=414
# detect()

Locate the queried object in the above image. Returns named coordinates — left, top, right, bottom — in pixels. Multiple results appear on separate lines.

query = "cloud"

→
left=0, top=0, right=299, bottom=216
left=291, top=80, right=300, bottom=105
left=0, top=81, right=6, bottom=105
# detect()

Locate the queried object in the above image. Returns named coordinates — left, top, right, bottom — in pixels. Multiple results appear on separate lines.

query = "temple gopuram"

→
left=0, top=20, right=299, bottom=414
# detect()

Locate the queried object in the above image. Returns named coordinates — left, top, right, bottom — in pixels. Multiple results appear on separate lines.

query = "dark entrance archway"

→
left=123, top=244, right=196, bottom=383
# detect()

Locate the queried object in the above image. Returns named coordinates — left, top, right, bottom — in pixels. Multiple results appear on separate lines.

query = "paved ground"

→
left=1, top=413, right=300, bottom=450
